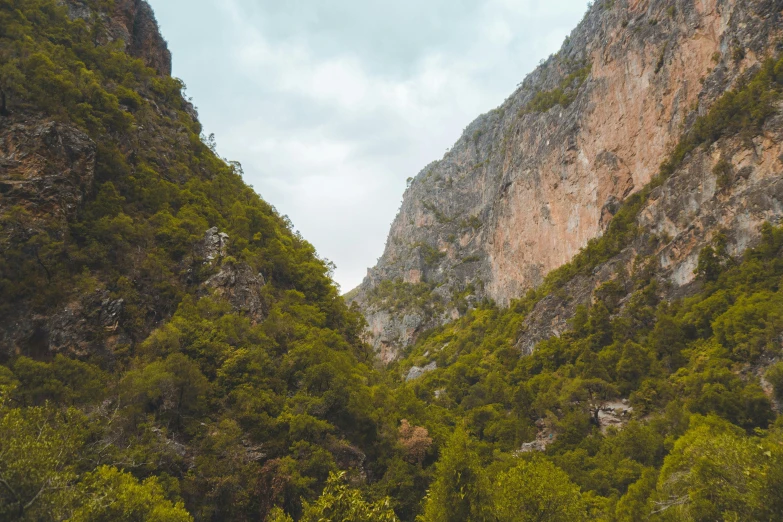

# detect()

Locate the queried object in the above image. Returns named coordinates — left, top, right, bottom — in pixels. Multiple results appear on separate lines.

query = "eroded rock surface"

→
left=351, top=0, right=783, bottom=360
left=519, top=107, right=783, bottom=352
left=406, top=361, right=437, bottom=382
left=62, top=0, right=172, bottom=75
left=0, top=120, right=95, bottom=221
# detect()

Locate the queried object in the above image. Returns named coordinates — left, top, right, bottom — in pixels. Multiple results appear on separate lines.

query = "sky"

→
left=147, top=0, right=589, bottom=292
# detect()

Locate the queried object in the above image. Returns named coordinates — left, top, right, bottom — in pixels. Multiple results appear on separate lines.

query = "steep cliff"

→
left=350, top=0, right=783, bottom=362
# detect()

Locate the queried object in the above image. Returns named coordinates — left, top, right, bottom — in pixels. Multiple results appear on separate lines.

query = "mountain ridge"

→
left=350, top=0, right=783, bottom=363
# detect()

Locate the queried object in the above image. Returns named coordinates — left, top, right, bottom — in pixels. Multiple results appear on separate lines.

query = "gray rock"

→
left=405, top=361, right=437, bottom=381
left=202, top=262, right=267, bottom=323
left=201, top=227, right=230, bottom=262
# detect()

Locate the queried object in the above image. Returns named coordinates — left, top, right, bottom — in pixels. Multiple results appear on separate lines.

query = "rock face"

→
left=63, top=0, right=172, bottom=76
left=0, top=1, right=236, bottom=359
left=198, top=228, right=268, bottom=323
left=518, top=102, right=783, bottom=354
left=200, top=227, right=230, bottom=262
left=0, top=120, right=95, bottom=222
left=350, top=0, right=783, bottom=360
left=405, top=361, right=437, bottom=382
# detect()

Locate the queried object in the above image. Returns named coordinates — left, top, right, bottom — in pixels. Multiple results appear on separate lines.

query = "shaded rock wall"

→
left=63, top=0, right=172, bottom=75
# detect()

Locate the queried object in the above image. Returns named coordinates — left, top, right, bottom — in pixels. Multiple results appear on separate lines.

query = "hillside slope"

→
left=350, top=0, right=783, bottom=362
left=0, top=1, right=397, bottom=520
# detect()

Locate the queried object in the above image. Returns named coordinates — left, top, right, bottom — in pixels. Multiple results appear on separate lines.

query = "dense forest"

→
left=2, top=0, right=783, bottom=521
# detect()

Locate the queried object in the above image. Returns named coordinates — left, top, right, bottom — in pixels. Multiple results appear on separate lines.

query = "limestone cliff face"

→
left=351, top=0, right=783, bottom=361
left=519, top=105, right=783, bottom=354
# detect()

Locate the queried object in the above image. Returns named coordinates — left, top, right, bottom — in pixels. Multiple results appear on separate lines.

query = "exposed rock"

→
left=519, top=106, right=783, bottom=350
left=114, top=0, right=173, bottom=76
left=327, top=439, right=367, bottom=483
left=0, top=119, right=96, bottom=222
left=351, top=0, right=783, bottom=361
left=3, top=290, right=131, bottom=360
left=597, top=400, right=634, bottom=433
left=203, top=262, right=267, bottom=323
left=405, top=361, right=437, bottom=381
left=517, top=418, right=557, bottom=453
left=62, top=0, right=172, bottom=76
left=200, top=227, right=230, bottom=263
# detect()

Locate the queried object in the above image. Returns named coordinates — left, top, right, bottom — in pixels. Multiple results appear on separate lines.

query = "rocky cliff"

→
left=64, top=0, right=172, bottom=75
left=0, top=0, right=268, bottom=358
left=350, top=0, right=783, bottom=362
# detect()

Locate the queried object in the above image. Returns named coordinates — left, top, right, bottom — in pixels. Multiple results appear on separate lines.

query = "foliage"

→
left=659, top=54, right=783, bottom=178
left=491, top=458, right=588, bottom=522
left=0, top=1, right=393, bottom=520
left=523, top=63, right=592, bottom=114
left=70, top=466, right=193, bottom=522
left=366, top=279, right=443, bottom=318
left=418, top=428, right=492, bottom=522
left=294, top=472, right=398, bottom=522
left=3, top=2, right=783, bottom=521
left=0, top=400, right=86, bottom=520
left=399, top=420, right=433, bottom=466
left=421, top=202, right=453, bottom=225
left=650, top=416, right=771, bottom=520
left=393, top=221, right=783, bottom=519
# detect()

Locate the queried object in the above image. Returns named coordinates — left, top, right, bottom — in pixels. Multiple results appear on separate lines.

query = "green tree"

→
left=765, top=362, right=783, bottom=403
left=70, top=466, right=192, bottom=522
left=0, top=402, right=86, bottom=521
left=491, top=458, right=588, bottom=522
left=695, top=234, right=729, bottom=282
left=120, top=353, right=210, bottom=429
left=652, top=415, right=766, bottom=521
left=419, top=428, right=491, bottom=522
left=269, top=471, right=398, bottom=522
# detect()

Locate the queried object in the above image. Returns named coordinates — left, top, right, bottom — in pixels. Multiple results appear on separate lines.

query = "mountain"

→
left=0, top=1, right=392, bottom=520
left=350, top=0, right=783, bottom=363
left=4, top=0, right=783, bottom=521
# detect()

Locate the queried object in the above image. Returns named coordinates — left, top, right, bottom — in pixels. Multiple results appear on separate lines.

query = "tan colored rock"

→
left=351, top=0, right=783, bottom=360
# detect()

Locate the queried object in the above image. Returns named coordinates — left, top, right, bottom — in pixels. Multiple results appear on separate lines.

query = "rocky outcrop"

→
left=3, top=290, right=130, bottom=360
left=351, top=0, right=783, bottom=361
left=0, top=119, right=95, bottom=222
left=63, top=0, right=172, bottom=76
left=203, top=261, right=267, bottom=324
left=405, top=361, right=437, bottom=382
left=519, top=104, right=783, bottom=352
left=198, top=228, right=268, bottom=323
left=200, top=226, right=230, bottom=262
left=0, top=2, right=228, bottom=360
left=115, top=0, right=173, bottom=76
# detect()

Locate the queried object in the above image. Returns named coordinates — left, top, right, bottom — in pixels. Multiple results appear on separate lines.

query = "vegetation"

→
left=659, top=53, right=783, bottom=178
left=422, top=202, right=453, bottom=225
left=4, top=1, right=783, bottom=521
left=522, top=63, right=592, bottom=114
left=0, top=1, right=399, bottom=519
left=391, top=222, right=783, bottom=520
left=366, top=279, right=441, bottom=313
left=460, top=215, right=483, bottom=231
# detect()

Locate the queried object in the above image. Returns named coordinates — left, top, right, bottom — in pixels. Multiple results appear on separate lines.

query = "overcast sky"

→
left=147, top=0, right=589, bottom=292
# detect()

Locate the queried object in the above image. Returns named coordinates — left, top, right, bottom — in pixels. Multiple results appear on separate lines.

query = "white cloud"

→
left=148, top=0, right=589, bottom=291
